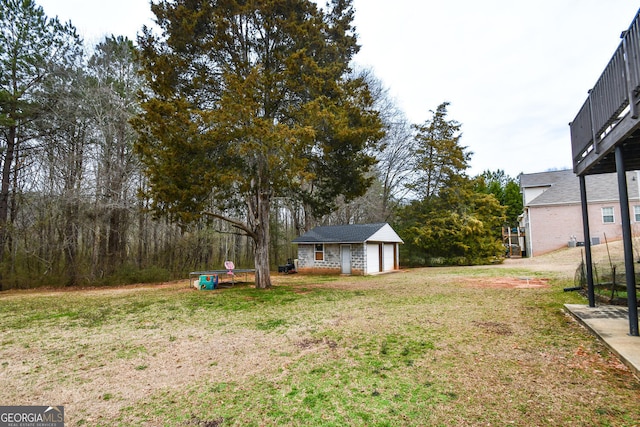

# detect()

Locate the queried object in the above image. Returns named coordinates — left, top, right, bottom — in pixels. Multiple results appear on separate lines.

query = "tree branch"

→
left=202, top=211, right=257, bottom=241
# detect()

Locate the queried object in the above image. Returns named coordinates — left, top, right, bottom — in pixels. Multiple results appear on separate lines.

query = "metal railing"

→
left=570, top=9, right=640, bottom=167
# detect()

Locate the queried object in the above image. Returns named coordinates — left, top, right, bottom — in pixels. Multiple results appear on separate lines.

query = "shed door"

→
left=341, top=245, right=351, bottom=274
left=366, top=243, right=380, bottom=273
left=383, top=243, right=395, bottom=271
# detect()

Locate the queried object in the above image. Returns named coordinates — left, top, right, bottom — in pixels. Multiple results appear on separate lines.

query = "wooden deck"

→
left=570, top=9, right=640, bottom=175
left=569, top=8, right=640, bottom=336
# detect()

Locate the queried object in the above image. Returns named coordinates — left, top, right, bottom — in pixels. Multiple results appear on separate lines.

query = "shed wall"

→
left=296, top=243, right=366, bottom=275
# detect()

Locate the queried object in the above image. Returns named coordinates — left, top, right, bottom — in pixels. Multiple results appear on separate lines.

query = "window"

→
left=635, top=206, right=640, bottom=222
left=602, top=207, right=615, bottom=224
left=315, top=244, right=324, bottom=261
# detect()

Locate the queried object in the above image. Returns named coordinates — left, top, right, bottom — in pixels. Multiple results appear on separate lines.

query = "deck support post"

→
left=615, top=145, right=639, bottom=336
left=579, top=175, right=596, bottom=308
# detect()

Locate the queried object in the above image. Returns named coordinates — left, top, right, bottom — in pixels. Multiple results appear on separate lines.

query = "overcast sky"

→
left=36, top=0, right=640, bottom=177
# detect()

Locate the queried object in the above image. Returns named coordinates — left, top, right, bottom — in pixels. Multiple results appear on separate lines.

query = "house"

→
left=519, top=169, right=640, bottom=256
left=292, top=223, right=403, bottom=275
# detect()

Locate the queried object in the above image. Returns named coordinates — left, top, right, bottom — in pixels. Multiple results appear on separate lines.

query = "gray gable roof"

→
left=519, top=169, right=575, bottom=189
left=292, top=223, right=397, bottom=244
left=521, top=169, right=640, bottom=206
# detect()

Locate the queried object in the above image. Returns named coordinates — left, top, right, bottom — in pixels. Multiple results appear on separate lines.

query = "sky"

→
left=36, top=0, right=640, bottom=177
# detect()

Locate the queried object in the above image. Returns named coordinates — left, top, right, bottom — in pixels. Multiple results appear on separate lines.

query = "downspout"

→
left=526, top=207, right=534, bottom=257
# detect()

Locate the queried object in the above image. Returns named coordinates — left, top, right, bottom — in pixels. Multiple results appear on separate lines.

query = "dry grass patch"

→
left=1, top=249, right=639, bottom=426
left=463, top=276, right=550, bottom=289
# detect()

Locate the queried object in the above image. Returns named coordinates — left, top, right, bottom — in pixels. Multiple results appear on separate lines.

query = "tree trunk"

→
left=92, top=216, right=103, bottom=279
left=7, top=147, right=20, bottom=277
left=0, top=125, right=17, bottom=290
left=107, top=208, right=123, bottom=274
left=303, top=202, right=316, bottom=232
left=251, top=191, right=272, bottom=289
left=137, top=195, right=146, bottom=268
left=63, top=200, right=79, bottom=286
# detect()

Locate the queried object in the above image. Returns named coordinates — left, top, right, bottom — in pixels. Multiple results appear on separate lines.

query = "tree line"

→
left=0, top=0, right=522, bottom=290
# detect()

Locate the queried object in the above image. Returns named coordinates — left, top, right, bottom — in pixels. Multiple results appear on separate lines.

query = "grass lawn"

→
left=1, top=252, right=639, bottom=426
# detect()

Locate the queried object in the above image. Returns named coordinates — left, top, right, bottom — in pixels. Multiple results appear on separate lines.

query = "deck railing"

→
left=570, top=9, right=640, bottom=169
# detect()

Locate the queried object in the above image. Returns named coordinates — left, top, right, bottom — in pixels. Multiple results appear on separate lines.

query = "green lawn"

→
left=1, top=264, right=639, bottom=426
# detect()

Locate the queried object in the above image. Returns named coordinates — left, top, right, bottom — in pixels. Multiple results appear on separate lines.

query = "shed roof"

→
left=292, top=223, right=403, bottom=244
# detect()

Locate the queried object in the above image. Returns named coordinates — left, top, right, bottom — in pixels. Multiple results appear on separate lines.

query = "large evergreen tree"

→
left=397, top=103, right=504, bottom=266
left=133, top=0, right=382, bottom=288
left=399, top=179, right=506, bottom=265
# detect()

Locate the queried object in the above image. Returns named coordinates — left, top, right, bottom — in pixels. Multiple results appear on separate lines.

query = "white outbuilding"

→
left=292, top=223, right=403, bottom=275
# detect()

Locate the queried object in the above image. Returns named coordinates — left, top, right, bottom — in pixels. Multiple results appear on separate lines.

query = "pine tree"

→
left=0, top=0, right=81, bottom=288
left=407, top=102, right=471, bottom=201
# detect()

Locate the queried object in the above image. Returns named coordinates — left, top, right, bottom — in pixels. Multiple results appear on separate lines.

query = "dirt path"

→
left=500, top=239, right=628, bottom=278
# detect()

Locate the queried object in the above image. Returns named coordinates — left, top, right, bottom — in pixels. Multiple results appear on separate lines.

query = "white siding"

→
left=523, top=186, right=549, bottom=205
left=368, top=224, right=403, bottom=243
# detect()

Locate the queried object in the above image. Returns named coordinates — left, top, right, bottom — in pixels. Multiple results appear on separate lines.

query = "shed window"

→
left=602, top=207, right=615, bottom=224
left=315, top=244, right=324, bottom=261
